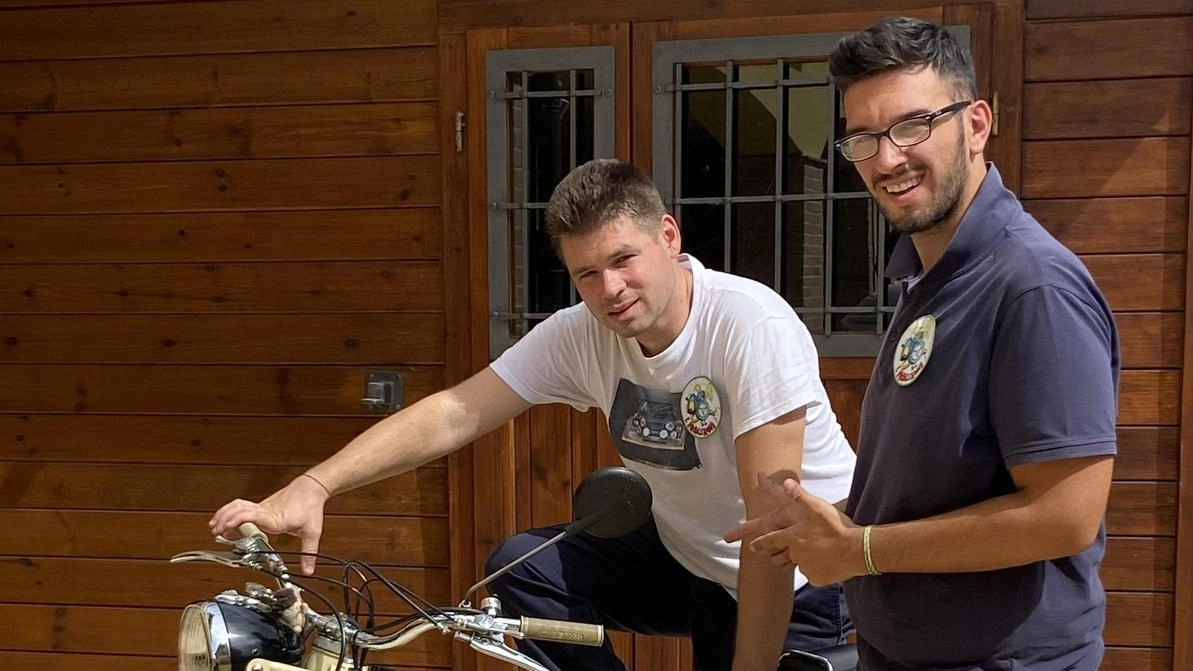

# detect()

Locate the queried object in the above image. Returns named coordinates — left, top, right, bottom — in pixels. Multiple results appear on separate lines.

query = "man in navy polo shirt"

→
left=727, top=16, right=1118, bottom=671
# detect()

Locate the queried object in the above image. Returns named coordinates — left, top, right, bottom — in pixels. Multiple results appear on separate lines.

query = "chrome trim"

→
left=180, top=601, right=233, bottom=671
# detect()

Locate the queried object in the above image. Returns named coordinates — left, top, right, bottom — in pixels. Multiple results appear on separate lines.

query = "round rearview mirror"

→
left=571, top=467, right=652, bottom=539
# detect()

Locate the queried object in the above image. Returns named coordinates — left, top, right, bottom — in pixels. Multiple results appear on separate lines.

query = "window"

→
left=651, top=30, right=967, bottom=355
left=486, top=46, right=616, bottom=358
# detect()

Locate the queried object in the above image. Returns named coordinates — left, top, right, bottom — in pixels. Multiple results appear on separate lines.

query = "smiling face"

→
left=842, top=65, right=989, bottom=235
left=558, top=213, right=688, bottom=354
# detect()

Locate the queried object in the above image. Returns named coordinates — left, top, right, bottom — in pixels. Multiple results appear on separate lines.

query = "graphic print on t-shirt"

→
left=607, top=378, right=701, bottom=470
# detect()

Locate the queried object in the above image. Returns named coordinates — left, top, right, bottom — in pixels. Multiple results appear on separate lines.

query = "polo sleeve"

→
left=988, top=284, right=1118, bottom=467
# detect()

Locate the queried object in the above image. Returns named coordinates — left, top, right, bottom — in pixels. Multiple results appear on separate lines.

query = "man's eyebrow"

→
left=570, top=245, right=638, bottom=276
left=843, top=107, right=936, bottom=136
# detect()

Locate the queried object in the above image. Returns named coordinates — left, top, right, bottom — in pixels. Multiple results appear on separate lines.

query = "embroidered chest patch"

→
left=681, top=376, right=721, bottom=437
left=893, top=314, right=936, bottom=386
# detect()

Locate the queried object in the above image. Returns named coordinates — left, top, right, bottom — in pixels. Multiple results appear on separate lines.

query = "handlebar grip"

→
left=519, top=617, right=604, bottom=647
left=237, top=522, right=268, bottom=541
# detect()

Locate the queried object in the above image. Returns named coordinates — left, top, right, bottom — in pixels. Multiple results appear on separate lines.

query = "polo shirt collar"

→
left=885, top=163, right=1018, bottom=283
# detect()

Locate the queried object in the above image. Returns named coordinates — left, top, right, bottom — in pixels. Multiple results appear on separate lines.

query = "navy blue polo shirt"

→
left=844, top=165, right=1119, bottom=671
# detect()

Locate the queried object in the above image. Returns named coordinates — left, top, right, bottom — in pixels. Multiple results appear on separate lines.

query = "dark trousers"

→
left=484, top=517, right=851, bottom=671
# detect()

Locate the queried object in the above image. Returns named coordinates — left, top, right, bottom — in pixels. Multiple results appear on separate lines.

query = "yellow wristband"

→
left=863, top=525, right=882, bottom=576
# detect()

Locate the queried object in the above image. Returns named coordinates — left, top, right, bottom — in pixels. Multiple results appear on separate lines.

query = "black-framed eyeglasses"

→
left=835, top=100, right=973, bottom=162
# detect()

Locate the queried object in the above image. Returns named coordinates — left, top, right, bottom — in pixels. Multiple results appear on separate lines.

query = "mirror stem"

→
left=459, top=511, right=608, bottom=607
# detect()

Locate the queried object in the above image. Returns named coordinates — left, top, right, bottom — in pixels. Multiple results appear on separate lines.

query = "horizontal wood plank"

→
left=0, top=261, right=443, bottom=313
left=1023, top=78, right=1191, bottom=139
left=0, top=415, right=378, bottom=464
left=1083, top=254, right=1185, bottom=312
left=1027, top=0, right=1193, bottom=19
left=438, top=0, right=951, bottom=29
left=1115, top=427, right=1181, bottom=481
left=0, top=102, right=439, bottom=164
left=671, top=8, right=945, bottom=39
left=1100, top=647, right=1173, bottom=671
left=0, top=0, right=436, bottom=61
left=1107, top=482, right=1179, bottom=537
left=0, top=314, right=446, bottom=364
left=0, top=209, right=443, bottom=263
left=1103, top=536, right=1176, bottom=591
left=0, top=365, right=444, bottom=414
left=0, top=0, right=197, bottom=5
left=1025, top=197, right=1188, bottom=254
left=1118, top=370, right=1183, bottom=426
left=0, top=558, right=449, bottom=609
left=0, top=462, right=446, bottom=514
left=0, top=47, right=438, bottom=113
left=1026, top=17, right=1193, bottom=81
left=0, top=650, right=445, bottom=671
left=0, top=155, right=441, bottom=214
left=1115, top=313, right=1185, bottom=370
left=819, top=357, right=877, bottom=380
left=825, top=378, right=866, bottom=450
left=1106, top=592, right=1174, bottom=646
left=3, top=599, right=448, bottom=662
left=0, top=653, right=167, bottom=671
left=0, top=510, right=449, bottom=564
left=1022, top=138, right=1191, bottom=198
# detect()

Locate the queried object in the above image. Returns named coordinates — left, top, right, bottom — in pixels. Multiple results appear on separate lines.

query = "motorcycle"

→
left=171, top=467, right=856, bottom=671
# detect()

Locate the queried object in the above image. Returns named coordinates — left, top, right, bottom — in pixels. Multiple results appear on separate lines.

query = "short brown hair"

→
left=829, top=17, right=978, bottom=100
left=545, top=159, right=666, bottom=258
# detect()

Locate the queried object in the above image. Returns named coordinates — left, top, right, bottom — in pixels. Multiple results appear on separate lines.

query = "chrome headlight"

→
left=178, top=597, right=303, bottom=671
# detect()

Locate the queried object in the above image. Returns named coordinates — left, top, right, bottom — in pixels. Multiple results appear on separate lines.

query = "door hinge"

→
left=455, top=110, right=466, bottom=153
left=991, top=91, right=1000, bottom=137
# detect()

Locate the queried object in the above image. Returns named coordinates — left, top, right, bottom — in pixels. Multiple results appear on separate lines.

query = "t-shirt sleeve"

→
left=989, top=284, right=1118, bottom=467
left=723, top=315, right=822, bottom=440
left=489, top=309, right=600, bottom=412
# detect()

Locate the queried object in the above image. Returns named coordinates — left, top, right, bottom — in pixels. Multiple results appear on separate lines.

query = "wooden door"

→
left=458, top=7, right=1006, bottom=671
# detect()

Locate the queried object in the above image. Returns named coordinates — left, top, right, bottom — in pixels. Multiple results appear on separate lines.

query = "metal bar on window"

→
left=673, top=61, right=684, bottom=216
left=567, top=71, right=578, bottom=307
left=723, top=60, right=735, bottom=273
left=822, top=80, right=835, bottom=337
left=569, top=69, right=578, bottom=171
left=518, top=71, right=531, bottom=332
left=492, top=90, right=600, bottom=99
left=673, top=192, right=872, bottom=205
left=773, top=58, right=785, bottom=293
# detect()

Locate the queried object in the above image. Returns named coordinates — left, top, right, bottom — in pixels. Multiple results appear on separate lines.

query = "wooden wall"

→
left=0, top=1, right=454, bottom=669
left=1021, top=3, right=1192, bottom=670
left=442, top=2, right=1192, bottom=671
left=0, top=0, right=1187, bottom=670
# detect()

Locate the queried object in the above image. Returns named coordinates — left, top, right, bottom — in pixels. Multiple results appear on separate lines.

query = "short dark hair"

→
left=829, top=17, right=978, bottom=99
left=545, top=159, right=667, bottom=258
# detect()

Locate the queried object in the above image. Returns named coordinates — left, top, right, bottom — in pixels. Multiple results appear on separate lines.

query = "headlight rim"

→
left=179, top=601, right=234, bottom=671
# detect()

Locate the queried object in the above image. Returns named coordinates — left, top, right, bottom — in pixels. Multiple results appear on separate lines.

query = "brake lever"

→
left=464, top=634, right=551, bottom=671
left=169, top=549, right=247, bottom=568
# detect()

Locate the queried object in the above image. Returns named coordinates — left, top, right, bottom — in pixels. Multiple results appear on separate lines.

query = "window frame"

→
left=650, top=28, right=969, bottom=356
left=485, top=45, right=617, bottom=358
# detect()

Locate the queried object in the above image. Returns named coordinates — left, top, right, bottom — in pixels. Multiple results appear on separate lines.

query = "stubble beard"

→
left=878, top=131, right=969, bottom=235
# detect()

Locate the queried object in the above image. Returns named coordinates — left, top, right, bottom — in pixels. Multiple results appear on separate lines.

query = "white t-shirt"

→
left=491, top=255, right=855, bottom=595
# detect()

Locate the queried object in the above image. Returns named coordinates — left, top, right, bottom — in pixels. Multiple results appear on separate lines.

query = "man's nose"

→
left=872, top=135, right=908, bottom=173
left=601, top=270, right=625, bottom=298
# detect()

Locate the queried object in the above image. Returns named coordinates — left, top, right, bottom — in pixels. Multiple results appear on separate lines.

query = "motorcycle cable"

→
left=266, top=569, right=353, bottom=671
left=264, top=550, right=446, bottom=623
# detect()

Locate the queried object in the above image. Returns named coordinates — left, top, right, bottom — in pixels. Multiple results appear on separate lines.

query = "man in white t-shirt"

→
left=210, top=159, right=856, bottom=671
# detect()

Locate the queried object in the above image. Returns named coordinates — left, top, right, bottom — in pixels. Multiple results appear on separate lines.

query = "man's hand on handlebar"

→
left=209, top=474, right=330, bottom=575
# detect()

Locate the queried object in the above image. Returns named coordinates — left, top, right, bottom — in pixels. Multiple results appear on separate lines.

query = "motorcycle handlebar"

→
left=237, top=522, right=266, bottom=541
left=517, top=617, right=604, bottom=647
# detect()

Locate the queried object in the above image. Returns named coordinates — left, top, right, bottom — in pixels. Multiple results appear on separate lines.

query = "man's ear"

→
left=967, top=99, right=993, bottom=157
left=660, top=214, right=682, bottom=256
